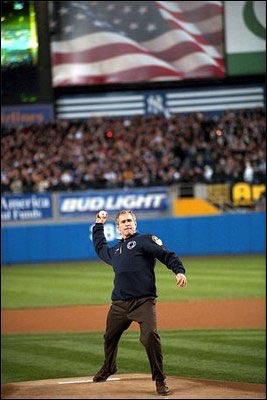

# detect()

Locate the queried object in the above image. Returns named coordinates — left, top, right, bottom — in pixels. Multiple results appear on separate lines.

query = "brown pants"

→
left=102, top=296, right=166, bottom=381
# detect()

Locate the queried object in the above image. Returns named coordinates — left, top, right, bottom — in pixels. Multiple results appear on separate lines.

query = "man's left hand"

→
left=176, top=273, right=187, bottom=288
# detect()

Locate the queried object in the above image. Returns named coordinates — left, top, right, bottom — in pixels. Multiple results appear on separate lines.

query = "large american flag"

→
left=49, top=1, right=225, bottom=87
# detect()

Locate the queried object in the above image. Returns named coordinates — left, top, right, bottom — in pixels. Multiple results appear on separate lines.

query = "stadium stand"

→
left=1, top=108, right=265, bottom=194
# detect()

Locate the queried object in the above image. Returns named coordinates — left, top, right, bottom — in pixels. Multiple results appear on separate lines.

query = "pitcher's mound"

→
left=1, top=373, right=265, bottom=399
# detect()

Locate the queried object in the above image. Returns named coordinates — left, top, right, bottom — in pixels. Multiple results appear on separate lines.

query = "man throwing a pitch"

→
left=92, top=209, right=187, bottom=395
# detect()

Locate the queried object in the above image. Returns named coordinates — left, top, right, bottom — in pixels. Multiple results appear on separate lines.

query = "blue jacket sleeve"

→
left=142, top=234, right=186, bottom=275
left=92, top=223, right=113, bottom=266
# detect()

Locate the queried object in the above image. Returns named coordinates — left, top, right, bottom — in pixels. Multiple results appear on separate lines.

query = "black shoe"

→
left=156, top=379, right=170, bottom=395
left=93, top=366, right=117, bottom=382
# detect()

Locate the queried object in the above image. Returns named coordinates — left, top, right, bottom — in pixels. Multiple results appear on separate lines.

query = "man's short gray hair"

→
left=115, top=210, right=137, bottom=227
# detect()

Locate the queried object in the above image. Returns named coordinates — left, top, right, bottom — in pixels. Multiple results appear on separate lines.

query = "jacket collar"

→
left=119, top=232, right=139, bottom=242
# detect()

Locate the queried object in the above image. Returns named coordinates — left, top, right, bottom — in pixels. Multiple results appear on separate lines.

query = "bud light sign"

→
left=59, top=189, right=169, bottom=216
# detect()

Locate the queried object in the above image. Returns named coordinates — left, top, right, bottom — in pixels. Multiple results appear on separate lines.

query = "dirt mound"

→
left=2, top=373, right=266, bottom=399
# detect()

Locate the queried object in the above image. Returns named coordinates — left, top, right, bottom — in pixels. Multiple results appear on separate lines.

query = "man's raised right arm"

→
left=92, top=214, right=112, bottom=265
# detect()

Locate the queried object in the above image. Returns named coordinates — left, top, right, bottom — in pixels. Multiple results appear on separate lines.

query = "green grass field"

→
left=2, top=255, right=266, bottom=308
left=1, top=255, right=266, bottom=385
left=2, top=329, right=265, bottom=384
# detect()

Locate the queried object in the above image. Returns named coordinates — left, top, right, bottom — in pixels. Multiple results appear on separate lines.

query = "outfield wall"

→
left=1, top=212, right=265, bottom=264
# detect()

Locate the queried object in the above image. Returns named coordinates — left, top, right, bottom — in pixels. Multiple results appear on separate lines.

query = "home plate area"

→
left=2, top=373, right=266, bottom=399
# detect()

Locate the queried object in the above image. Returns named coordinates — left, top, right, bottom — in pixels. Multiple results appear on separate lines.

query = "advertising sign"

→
left=1, top=104, right=54, bottom=127
left=224, top=1, right=266, bottom=75
left=58, top=189, right=169, bottom=217
left=1, top=194, right=53, bottom=222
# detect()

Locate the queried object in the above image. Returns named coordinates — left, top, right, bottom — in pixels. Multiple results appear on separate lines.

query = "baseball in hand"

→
left=98, top=210, right=107, bottom=218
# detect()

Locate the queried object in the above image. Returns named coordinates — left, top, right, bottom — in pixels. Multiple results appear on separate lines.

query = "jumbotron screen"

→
left=1, top=0, right=38, bottom=67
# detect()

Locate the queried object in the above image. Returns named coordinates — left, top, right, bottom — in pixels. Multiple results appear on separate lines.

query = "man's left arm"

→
left=143, top=235, right=187, bottom=288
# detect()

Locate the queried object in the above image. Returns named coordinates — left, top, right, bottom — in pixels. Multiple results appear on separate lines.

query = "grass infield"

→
left=2, top=329, right=265, bottom=384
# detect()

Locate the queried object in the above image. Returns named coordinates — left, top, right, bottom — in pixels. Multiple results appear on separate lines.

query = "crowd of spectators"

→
left=1, top=108, right=266, bottom=194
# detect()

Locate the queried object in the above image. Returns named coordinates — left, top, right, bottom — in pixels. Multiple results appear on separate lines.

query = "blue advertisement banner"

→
left=1, top=104, right=54, bottom=127
left=1, top=194, right=53, bottom=222
left=59, top=188, right=169, bottom=217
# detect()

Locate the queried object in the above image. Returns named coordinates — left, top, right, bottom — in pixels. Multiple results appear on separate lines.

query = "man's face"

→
left=117, top=212, right=136, bottom=239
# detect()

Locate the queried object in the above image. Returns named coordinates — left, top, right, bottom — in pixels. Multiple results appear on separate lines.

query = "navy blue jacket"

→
left=93, top=223, right=186, bottom=301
